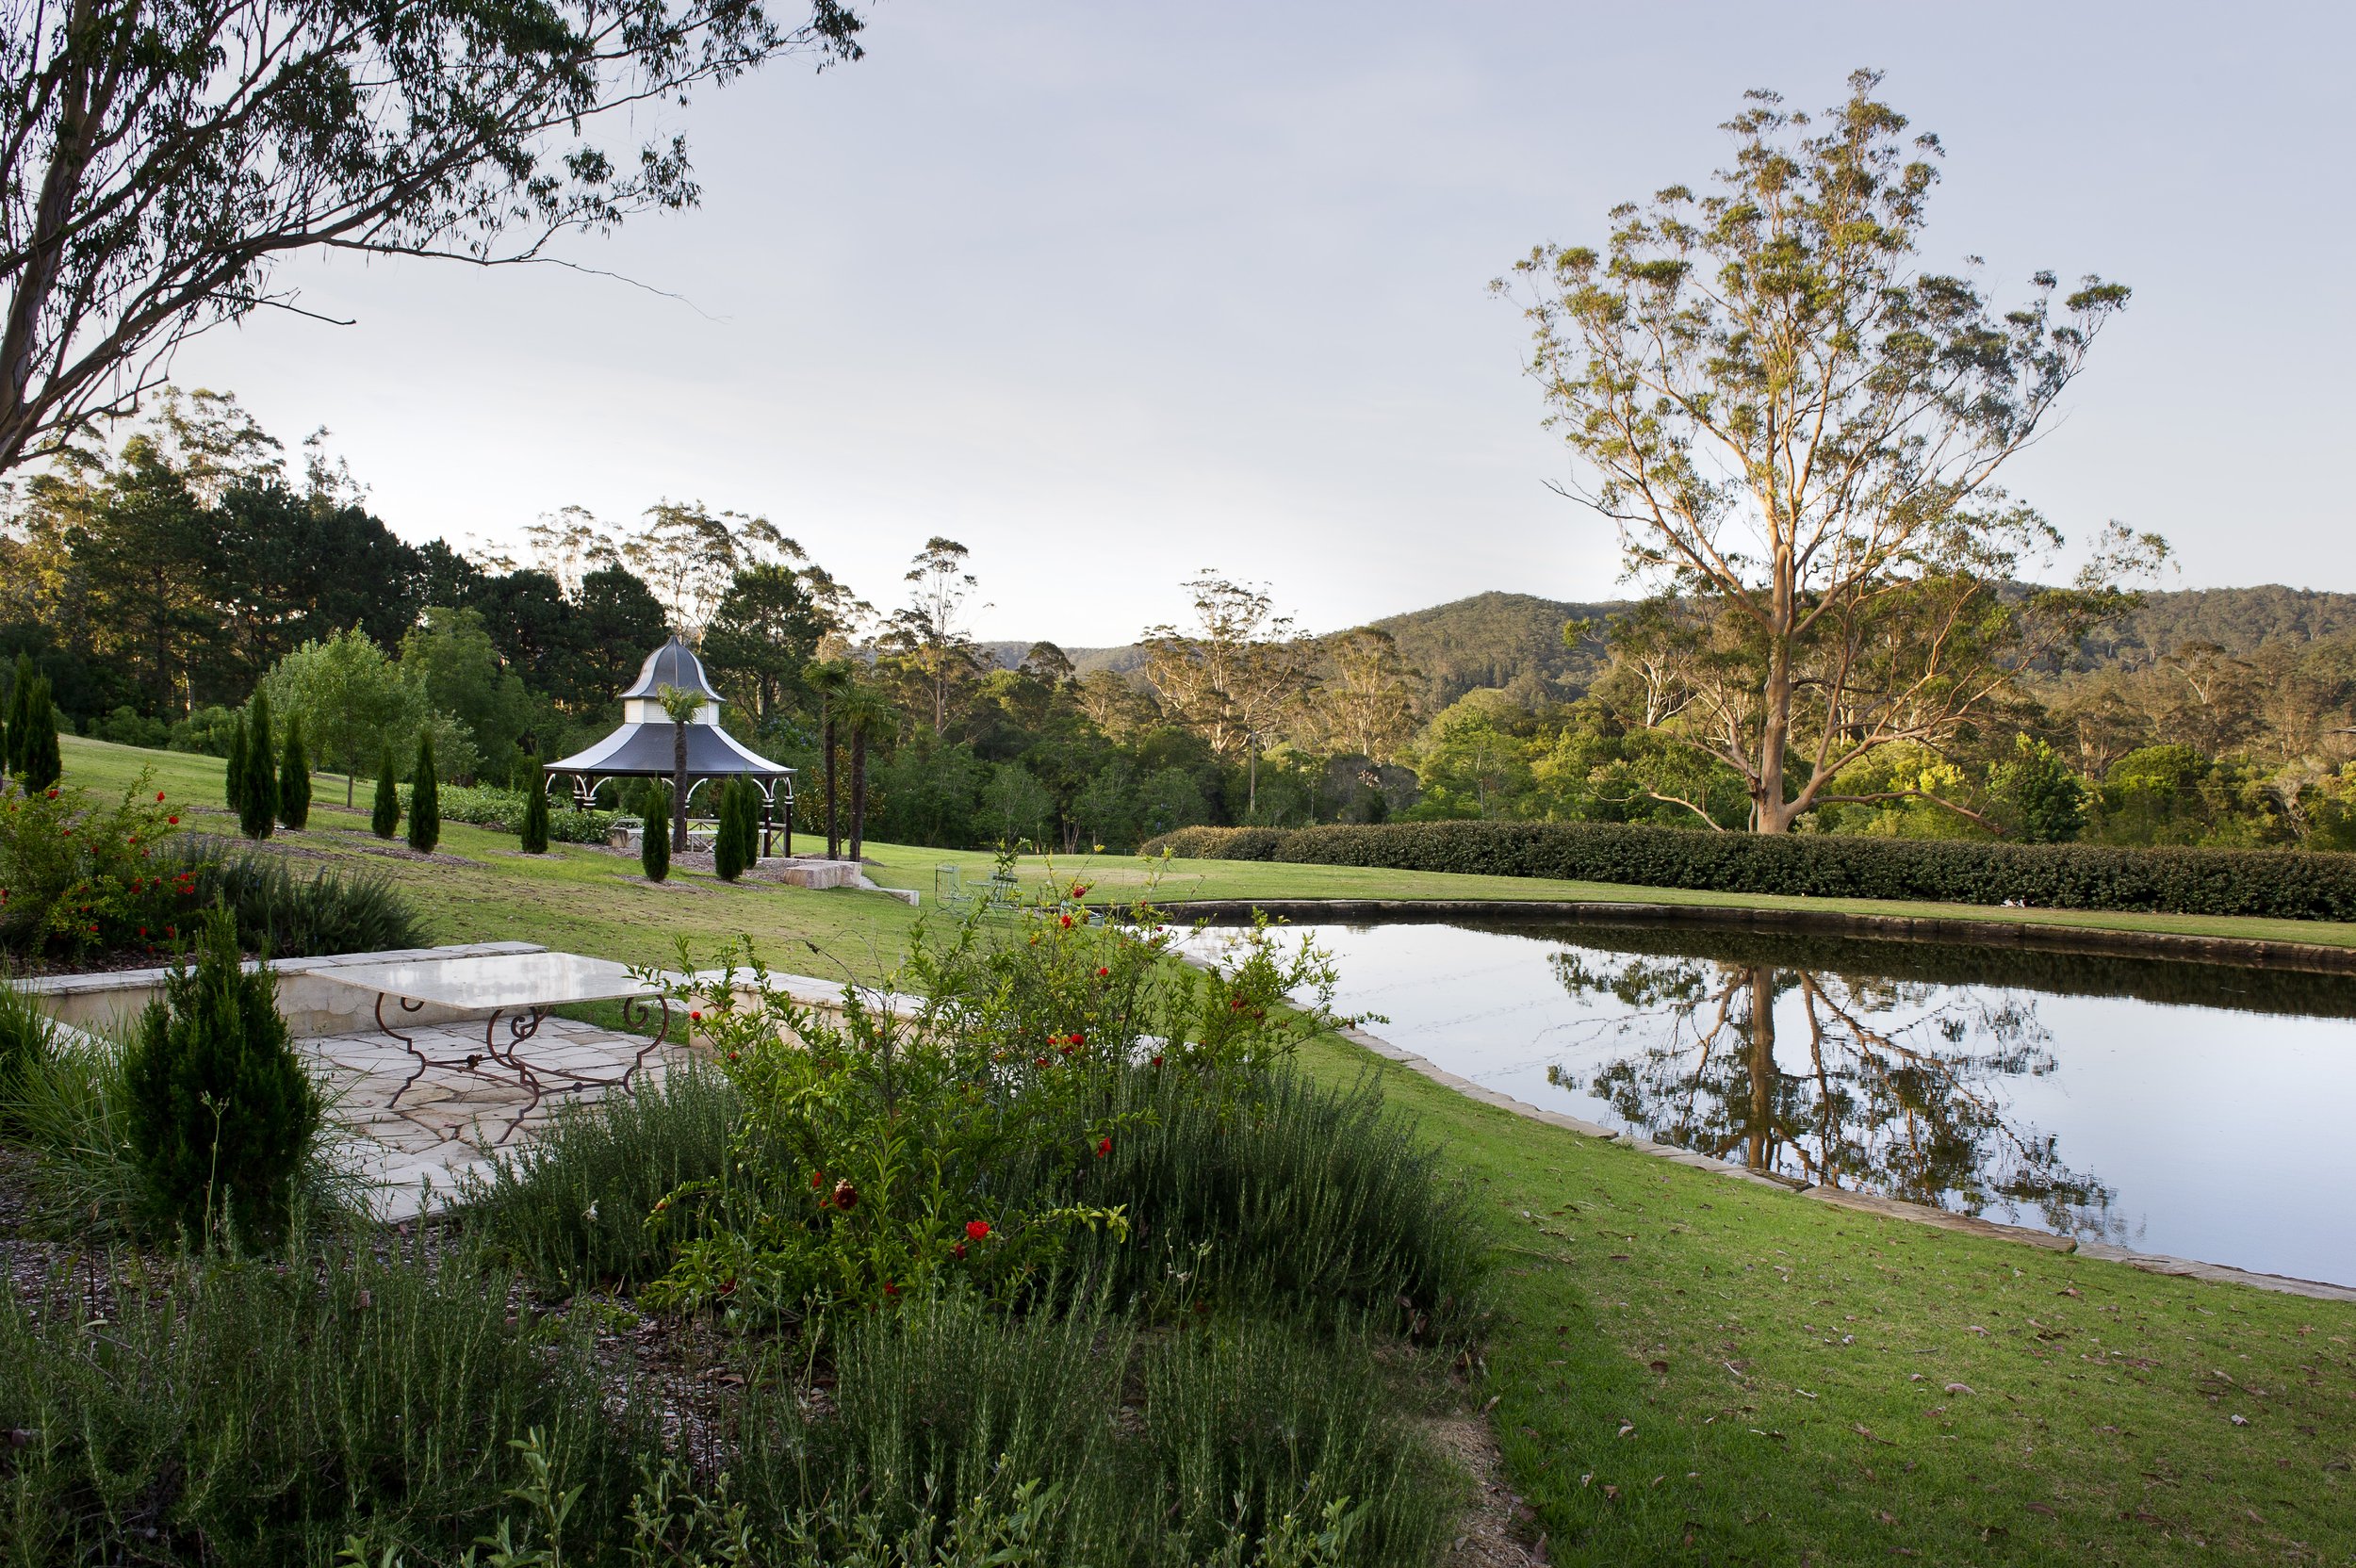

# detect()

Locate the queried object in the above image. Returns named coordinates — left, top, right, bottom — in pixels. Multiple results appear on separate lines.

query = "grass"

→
left=56, top=734, right=2356, bottom=1563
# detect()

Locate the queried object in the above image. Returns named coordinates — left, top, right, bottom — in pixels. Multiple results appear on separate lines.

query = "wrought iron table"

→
left=316, top=953, right=673, bottom=1130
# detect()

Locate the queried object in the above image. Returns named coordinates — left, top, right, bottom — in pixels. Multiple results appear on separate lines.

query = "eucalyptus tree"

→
left=1496, top=71, right=2161, bottom=833
left=0, top=0, right=865, bottom=476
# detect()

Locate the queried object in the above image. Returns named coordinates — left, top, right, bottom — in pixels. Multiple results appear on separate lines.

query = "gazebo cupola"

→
left=617, top=636, right=723, bottom=726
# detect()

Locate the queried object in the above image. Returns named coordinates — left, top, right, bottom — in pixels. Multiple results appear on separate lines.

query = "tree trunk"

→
left=671, top=722, right=689, bottom=848
left=823, top=710, right=839, bottom=859
left=848, top=727, right=868, bottom=862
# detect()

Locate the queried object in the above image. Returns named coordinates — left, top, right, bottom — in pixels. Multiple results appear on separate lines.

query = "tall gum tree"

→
left=1496, top=72, right=2163, bottom=834
left=0, top=0, right=864, bottom=476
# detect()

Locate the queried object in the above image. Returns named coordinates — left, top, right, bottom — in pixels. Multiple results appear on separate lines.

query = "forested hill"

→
left=986, top=584, right=2356, bottom=715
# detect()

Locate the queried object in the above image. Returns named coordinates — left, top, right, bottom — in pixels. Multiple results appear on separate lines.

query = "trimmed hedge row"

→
left=1137, top=821, right=2356, bottom=921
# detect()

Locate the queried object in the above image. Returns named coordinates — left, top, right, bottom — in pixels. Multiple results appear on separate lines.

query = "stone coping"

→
left=1158, top=898, right=2356, bottom=977
left=17, top=940, right=549, bottom=1000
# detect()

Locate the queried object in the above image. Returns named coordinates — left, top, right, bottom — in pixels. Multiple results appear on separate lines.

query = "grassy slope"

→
left=64, top=737, right=2356, bottom=1563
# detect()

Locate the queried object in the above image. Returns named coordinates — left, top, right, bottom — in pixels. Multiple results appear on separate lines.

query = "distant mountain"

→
left=982, top=584, right=2356, bottom=718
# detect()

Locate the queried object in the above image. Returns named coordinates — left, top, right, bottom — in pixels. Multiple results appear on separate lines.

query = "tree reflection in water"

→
left=1544, top=952, right=2121, bottom=1239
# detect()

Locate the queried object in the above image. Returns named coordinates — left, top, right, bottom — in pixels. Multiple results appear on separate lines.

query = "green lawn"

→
left=58, top=735, right=2356, bottom=1563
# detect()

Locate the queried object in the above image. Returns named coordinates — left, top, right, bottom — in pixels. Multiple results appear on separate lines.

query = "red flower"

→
left=167, top=816, right=178, bottom=825
left=155, top=792, right=166, bottom=802
left=1152, top=1054, right=1164, bottom=1067
left=953, top=1243, right=967, bottom=1259
left=882, top=1280, right=899, bottom=1297
left=831, top=1178, right=859, bottom=1211
left=965, top=1219, right=991, bottom=1240
left=137, top=927, right=146, bottom=938
left=1095, top=966, right=1109, bottom=978
left=1095, top=1136, right=1112, bottom=1158
left=1071, top=1031, right=1084, bottom=1046
left=690, top=1010, right=703, bottom=1021
left=1059, top=914, right=1072, bottom=929
left=1034, top=1055, right=1049, bottom=1069
left=43, top=789, right=56, bottom=799
left=727, top=1051, right=741, bottom=1063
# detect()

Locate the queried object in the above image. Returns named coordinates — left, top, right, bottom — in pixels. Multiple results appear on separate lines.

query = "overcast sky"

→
left=168, top=0, right=2353, bottom=647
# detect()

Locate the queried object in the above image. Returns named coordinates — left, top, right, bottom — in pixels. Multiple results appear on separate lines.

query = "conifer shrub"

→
left=122, top=906, right=321, bottom=1247
left=224, top=711, right=249, bottom=813
left=3, top=652, right=30, bottom=775
left=17, top=678, right=59, bottom=792
left=407, top=733, right=439, bottom=854
left=370, top=750, right=401, bottom=839
left=277, top=711, right=311, bottom=830
left=639, top=782, right=670, bottom=882
left=519, top=778, right=550, bottom=854
left=712, top=778, right=749, bottom=881
left=237, top=693, right=278, bottom=841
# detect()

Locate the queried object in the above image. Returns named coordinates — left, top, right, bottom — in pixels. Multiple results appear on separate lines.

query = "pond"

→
left=1200, top=917, right=2356, bottom=1288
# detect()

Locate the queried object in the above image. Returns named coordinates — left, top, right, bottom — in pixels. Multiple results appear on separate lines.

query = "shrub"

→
left=370, top=749, right=401, bottom=839
left=159, top=837, right=427, bottom=956
left=1142, top=825, right=1287, bottom=860
left=0, top=976, right=58, bottom=1135
left=435, top=783, right=613, bottom=844
left=1147, top=819, right=2356, bottom=922
left=225, top=710, right=249, bottom=813
left=0, top=1237, right=645, bottom=1565
left=16, top=677, right=59, bottom=791
left=519, top=777, right=550, bottom=854
left=407, top=731, right=439, bottom=853
left=464, top=1060, right=739, bottom=1287
left=92, top=704, right=170, bottom=747
left=278, top=710, right=311, bottom=829
left=239, top=692, right=279, bottom=840
left=713, top=776, right=754, bottom=880
left=168, top=703, right=239, bottom=756
left=0, top=774, right=188, bottom=954
left=122, top=907, right=322, bottom=1246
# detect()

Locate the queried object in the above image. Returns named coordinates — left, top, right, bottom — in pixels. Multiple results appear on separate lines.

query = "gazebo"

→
left=543, top=637, right=796, bottom=855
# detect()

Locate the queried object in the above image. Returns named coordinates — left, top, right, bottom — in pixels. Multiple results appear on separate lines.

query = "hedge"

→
left=1137, top=821, right=2356, bottom=922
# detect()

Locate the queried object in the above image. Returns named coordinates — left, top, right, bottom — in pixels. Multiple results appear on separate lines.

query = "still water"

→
left=1207, top=919, right=2356, bottom=1287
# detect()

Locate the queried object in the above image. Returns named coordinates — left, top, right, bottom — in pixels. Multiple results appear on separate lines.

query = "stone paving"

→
left=307, top=1017, right=695, bottom=1220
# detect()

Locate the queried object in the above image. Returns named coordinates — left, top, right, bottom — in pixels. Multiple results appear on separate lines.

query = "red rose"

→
left=1152, top=1054, right=1164, bottom=1067
left=1095, top=966, right=1109, bottom=978
left=810, top=1168, right=826, bottom=1189
left=831, top=1178, right=859, bottom=1211
left=1034, top=1055, right=1049, bottom=1069
left=1060, top=914, right=1072, bottom=928
left=155, top=792, right=165, bottom=802
left=965, top=1220, right=991, bottom=1240
left=953, top=1243, right=967, bottom=1259
left=1095, top=1136, right=1111, bottom=1158
left=167, top=816, right=178, bottom=825
left=882, top=1280, right=898, bottom=1297
left=1071, top=1031, right=1084, bottom=1046
left=690, top=1010, right=703, bottom=1021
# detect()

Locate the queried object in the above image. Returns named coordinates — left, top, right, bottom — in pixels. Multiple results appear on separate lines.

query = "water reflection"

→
left=1542, top=950, right=2122, bottom=1239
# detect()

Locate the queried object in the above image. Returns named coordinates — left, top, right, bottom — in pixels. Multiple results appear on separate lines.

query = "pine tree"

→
left=519, top=777, right=550, bottom=854
left=238, top=693, right=278, bottom=840
left=224, top=712, right=249, bottom=813
left=278, top=712, right=311, bottom=830
left=639, top=781, right=670, bottom=882
left=713, top=777, right=746, bottom=882
left=20, top=681, right=59, bottom=792
left=408, top=733, right=440, bottom=854
left=123, top=906, right=321, bottom=1247
left=370, top=749, right=401, bottom=840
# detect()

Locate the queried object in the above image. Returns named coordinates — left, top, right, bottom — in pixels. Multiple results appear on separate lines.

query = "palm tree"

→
left=656, top=684, right=702, bottom=851
left=837, top=683, right=893, bottom=864
left=801, top=659, right=854, bottom=860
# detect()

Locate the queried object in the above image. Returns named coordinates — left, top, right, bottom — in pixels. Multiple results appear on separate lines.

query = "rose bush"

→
left=0, top=774, right=194, bottom=954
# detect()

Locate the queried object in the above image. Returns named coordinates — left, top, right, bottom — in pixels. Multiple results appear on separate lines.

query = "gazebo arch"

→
left=543, top=637, right=796, bottom=853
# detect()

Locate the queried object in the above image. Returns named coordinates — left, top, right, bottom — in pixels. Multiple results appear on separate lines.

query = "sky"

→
left=166, top=0, right=2356, bottom=647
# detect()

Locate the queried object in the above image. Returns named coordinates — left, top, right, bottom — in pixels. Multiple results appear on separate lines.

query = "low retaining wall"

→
left=1159, top=898, right=2356, bottom=976
left=21, top=941, right=552, bottom=1038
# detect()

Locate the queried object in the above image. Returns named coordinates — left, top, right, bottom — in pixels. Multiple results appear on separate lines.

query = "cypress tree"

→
left=519, top=778, right=550, bottom=854
left=238, top=693, right=278, bottom=840
left=712, top=778, right=745, bottom=882
left=224, top=712, right=248, bottom=813
left=408, top=733, right=440, bottom=854
left=278, top=711, right=311, bottom=830
left=370, top=749, right=401, bottom=840
left=123, top=906, right=320, bottom=1247
left=639, top=782, right=670, bottom=882
left=6, top=653, right=36, bottom=776
left=19, top=680, right=59, bottom=792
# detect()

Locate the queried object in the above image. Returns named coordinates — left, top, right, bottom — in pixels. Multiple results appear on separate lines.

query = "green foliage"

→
left=435, top=783, right=614, bottom=844
left=1145, top=818, right=2356, bottom=921
left=3, top=652, right=29, bottom=773
left=92, top=703, right=170, bottom=747
left=122, top=907, right=321, bottom=1246
left=238, top=690, right=279, bottom=840
left=641, top=895, right=1343, bottom=1318
left=0, top=1238, right=643, bottom=1565
left=519, top=777, right=550, bottom=854
left=638, top=783, right=670, bottom=882
left=371, top=748, right=401, bottom=839
left=1987, top=733, right=2085, bottom=842
left=407, top=731, right=440, bottom=853
left=0, top=976, right=60, bottom=1135
left=464, top=1060, right=740, bottom=1288
left=16, top=676, right=60, bottom=791
left=712, top=777, right=751, bottom=880
left=278, top=710, right=311, bottom=829
left=162, top=836, right=427, bottom=956
left=0, top=773, right=188, bottom=954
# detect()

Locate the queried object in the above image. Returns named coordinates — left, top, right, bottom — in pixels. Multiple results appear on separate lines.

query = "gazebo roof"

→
left=617, top=636, right=724, bottom=702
